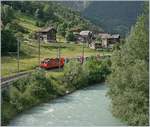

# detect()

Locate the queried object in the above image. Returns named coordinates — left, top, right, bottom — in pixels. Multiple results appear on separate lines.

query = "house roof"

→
left=38, top=27, right=56, bottom=33
left=98, top=33, right=111, bottom=39
left=111, top=34, right=120, bottom=39
left=98, top=33, right=120, bottom=39
left=79, top=31, right=92, bottom=37
left=70, top=28, right=81, bottom=32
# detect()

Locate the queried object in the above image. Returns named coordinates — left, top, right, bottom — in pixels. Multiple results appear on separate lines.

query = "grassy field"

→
left=2, top=40, right=112, bottom=77
left=16, top=12, right=40, bottom=32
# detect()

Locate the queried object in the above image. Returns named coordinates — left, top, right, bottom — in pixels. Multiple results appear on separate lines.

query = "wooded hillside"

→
left=1, top=1, right=101, bottom=55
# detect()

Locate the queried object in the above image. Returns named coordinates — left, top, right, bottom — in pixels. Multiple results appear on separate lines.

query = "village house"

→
left=110, top=34, right=120, bottom=43
left=73, top=33, right=84, bottom=43
left=71, top=30, right=93, bottom=44
left=37, top=27, right=57, bottom=43
left=89, top=41, right=102, bottom=49
left=79, top=30, right=93, bottom=43
left=89, top=33, right=120, bottom=49
left=98, top=33, right=112, bottom=48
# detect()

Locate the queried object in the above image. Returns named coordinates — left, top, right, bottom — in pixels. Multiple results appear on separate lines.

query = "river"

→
left=9, top=83, right=125, bottom=126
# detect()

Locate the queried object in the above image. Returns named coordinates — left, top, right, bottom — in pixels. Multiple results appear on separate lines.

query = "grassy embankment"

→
left=2, top=13, right=112, bottom=77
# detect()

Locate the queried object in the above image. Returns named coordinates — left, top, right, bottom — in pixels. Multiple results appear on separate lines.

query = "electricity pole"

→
left=17, top=39, right=20, bottom=73
left=58, top=45, right=61, bottom=71
left=38, top=33, right=41, bottom=66
left=82, top=37, right=85, bottom=64
left=102, top=45, right=105, bottom=57
left=82, top=42, right=84, bottom=63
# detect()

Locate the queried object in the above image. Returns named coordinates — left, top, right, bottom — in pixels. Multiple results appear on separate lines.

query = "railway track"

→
left=1, top=55, right=110, bottom=89
left=1, top=68, right=62, bottom=89
left=1, top=70, right=34, bottom=89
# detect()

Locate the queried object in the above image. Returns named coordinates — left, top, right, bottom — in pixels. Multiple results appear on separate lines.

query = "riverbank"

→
left=1, top=71, right=71, bottom=126
left=1, top=58, right=111, bottom=126
left=9, top=83, right=125, bottom=126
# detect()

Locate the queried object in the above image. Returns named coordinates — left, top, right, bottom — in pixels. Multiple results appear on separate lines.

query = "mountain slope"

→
left=58, top=1, right=91, bottom=12
left=62, top=1, right=144, bottom=37
left=82, top=1, right=144, bottom=36
left=1, top=1, right=101, bottom=34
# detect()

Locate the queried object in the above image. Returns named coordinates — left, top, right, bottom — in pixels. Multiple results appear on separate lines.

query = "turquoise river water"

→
left=9, top=83, right=125, bottom=126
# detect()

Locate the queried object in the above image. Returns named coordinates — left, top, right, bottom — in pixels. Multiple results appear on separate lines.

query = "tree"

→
left=63, top=61, right=88, bottom=89
left=5, top=21, right=28, bottom=33
left=57, top=23, right=67, bottom=37
left=34, top=8, right=43, bottom=19
left=1, top=5, right=14, bottom=25
left=43, top=4, right=54, bottom=21
left=65, top=31, right=74, bottom=41
left=1, top=29, right=17, bottom=55
left=107, top=3, right=149, bottom=126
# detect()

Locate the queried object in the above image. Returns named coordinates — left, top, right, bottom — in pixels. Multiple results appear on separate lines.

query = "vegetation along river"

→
left=9, top=83, right=125, bottom=126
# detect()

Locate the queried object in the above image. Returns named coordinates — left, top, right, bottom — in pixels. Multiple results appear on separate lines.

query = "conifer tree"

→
left=107, top=3, right=149, bottom=125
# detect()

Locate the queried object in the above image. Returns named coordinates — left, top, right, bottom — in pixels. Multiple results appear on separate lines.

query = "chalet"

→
left=98, top=33, right=111, bottom=48
left=79, top=31, right=93, bottom=43
left=89, top=33, right=120, bottom=49
left=73, top=33, right=84, bottom=43
left=99, top=33, right=120, bottom=48
left=110, top=34, right=120, bottom=43
left=89, top=41, right=102, bottom=49
left=37, top=27, right=57, bottom=43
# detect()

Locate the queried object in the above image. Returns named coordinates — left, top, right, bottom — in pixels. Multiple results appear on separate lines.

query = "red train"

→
left=40, top=58, right=65, bottom=69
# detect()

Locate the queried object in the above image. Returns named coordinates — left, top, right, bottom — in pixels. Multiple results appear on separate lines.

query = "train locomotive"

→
left=40, top=58, right=65, bottom=69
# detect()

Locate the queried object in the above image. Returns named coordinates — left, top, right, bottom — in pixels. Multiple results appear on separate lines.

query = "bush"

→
left=65, top=31, right=74, bottom=41
left=9, top=87, right=24, bottom=111
left=57, top=23, right=67, bottom=37
left=35, top=21, right=45, bottom=27
left=4, top=70, right=54, bottom=112
left=1, top=102, right=17, bottom=126
left=50, top=78, right=68, bottom=96
left=63, top=59, right=110, bottom=89
left=63, top=60, right=88, bottom=89
left=83, top=58, right=111, bottom=84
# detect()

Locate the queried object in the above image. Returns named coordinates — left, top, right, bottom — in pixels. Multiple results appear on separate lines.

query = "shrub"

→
left=9, top=87, right=24, bottom=111
left=6, top=70, right=54, bottom=112
left=83, top=58, right=111, bottom=84
left=35, top=21, right=45, bottom=27
left=65, top=31, right=75, bottom=41
left=63, top=60, right=88, bottom=89
left=1, top=102, right=17, bottom=126
left=50, top=78, right=67, bottom=96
